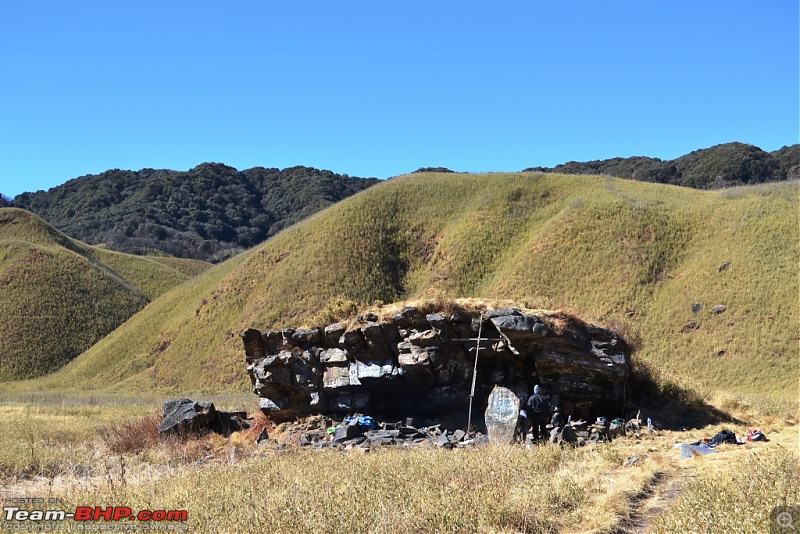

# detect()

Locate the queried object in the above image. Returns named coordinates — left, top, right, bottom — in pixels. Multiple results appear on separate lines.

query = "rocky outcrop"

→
left=158, top=399, right=250, bottom=436
left=241, top=307, right=631, bottom=428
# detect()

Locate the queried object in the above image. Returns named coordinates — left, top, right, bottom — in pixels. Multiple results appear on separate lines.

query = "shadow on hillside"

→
left=626, top=361, right=745, bottom=430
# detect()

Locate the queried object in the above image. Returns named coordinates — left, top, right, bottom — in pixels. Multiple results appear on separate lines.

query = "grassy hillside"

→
left=11, top=174, right=798, bottom=403
left=0, top=208, right=210, bottom=380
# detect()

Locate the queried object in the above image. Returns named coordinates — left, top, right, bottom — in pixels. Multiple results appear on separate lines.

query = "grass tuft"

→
left=99, top=411, right=162, bottom=454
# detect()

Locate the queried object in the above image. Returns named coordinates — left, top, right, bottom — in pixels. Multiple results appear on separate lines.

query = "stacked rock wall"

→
left=241, top=307, right=631, bottom=426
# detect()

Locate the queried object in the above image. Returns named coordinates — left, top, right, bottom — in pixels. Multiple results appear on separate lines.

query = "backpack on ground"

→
left=708, top=429, right=737, bottom=447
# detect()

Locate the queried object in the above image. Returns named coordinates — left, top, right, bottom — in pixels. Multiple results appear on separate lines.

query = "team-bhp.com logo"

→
left=4, top=505, right=188, bottom=529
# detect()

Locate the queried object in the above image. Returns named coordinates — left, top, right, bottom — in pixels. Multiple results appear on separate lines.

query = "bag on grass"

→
left=707, top=429, right=737, bottom=447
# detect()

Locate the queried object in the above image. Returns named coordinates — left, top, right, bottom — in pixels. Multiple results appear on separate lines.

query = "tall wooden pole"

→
left=466, top=313, right=483, bottom=433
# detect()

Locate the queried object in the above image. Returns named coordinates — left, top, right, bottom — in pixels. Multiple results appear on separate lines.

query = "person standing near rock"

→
left=526, top=384, right=551, bottom=442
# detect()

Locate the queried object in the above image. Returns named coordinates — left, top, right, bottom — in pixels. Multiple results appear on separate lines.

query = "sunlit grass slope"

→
left=0, top=208, right=211, bottom=380
left=92, top=248, right=210, bottom=300
left=12, top=174, right=798, bottom=401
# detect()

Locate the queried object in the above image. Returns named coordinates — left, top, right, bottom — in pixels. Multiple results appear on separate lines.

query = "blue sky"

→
left=1, top=1, right=797, bottom=198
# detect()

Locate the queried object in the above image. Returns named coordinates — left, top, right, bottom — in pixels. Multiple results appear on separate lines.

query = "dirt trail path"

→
left=625, top=469, right=690, bottom=533
left=621, top=424, right=798, bottom=533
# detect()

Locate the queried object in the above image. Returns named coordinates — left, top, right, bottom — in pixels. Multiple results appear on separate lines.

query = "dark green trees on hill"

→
left=412, top=167, right=457, bottom=173
left=771, top=144, right=800, bottom=180
left=675, top=143, right=779, bottom=188
left=13, top=164, right=378, bottom=262
left=525, top=142, right=799, bottom=188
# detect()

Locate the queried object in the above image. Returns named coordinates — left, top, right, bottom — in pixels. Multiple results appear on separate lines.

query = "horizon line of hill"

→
left=0, top=141, right=797, bottom=263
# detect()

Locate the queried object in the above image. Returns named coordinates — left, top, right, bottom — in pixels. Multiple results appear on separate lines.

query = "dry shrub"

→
left=314, top=296, right=359, bottom=325
left=100, top=411, right=161, bottom=454
left=246, top=412, right=271, bottom=440
left=547, top=310, right=576, bottom=336
left=417, top=292, right=457, bottom=316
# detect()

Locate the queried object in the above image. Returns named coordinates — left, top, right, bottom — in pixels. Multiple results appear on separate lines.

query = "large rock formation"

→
left=241, top=307, right=631, bottom=428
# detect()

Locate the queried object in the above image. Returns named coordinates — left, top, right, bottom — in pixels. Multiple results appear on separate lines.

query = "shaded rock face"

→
left=241, top=307, right=631, bottom=426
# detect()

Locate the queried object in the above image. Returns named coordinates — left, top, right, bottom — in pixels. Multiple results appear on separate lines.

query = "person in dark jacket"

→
left=526, top=384, right=550, bottom=442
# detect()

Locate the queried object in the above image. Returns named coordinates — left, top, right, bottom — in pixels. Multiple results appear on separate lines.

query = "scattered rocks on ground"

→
left=681, top=320, right=699, bottom=333
left=264, top=413, right=488, bottom=451
left=710, top=305, right=727, bottom=314
left=259, top=409, right=651, bottom=451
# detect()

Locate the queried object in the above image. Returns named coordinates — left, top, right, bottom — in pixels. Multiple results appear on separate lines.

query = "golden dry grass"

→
left=0, top=396, right=796, bottom=533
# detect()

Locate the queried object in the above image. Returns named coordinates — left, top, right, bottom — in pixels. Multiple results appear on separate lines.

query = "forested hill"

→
left=525, top=142, right=800, bottom=188
left=12, top=164, right=379, bottom=262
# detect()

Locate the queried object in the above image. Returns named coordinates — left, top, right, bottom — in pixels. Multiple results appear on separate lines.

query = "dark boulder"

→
left=158, top=399, right=250, bottom=436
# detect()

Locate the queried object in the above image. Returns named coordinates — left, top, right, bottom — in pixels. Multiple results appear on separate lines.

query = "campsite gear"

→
left=608, top=421, right=624, bottom=439
left=589, top=418, right=612, bottom=443
left=747, top=429, right=766, bottom=442
left=707, top=429, right=737, bottom=447
left=677, top=442, right=717, bottom=458
left=356, top=415, right=379, bottom=430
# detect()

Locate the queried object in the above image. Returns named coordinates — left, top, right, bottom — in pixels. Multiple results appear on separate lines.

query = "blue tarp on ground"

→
left=678, top=443, right=718, bottom=458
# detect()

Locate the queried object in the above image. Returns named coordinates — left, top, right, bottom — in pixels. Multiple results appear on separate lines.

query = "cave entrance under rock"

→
left=242, top=306, right=631, bottom=427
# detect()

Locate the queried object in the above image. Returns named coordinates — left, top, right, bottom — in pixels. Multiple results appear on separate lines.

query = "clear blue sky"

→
left=1, top=1, right=798, bottom=198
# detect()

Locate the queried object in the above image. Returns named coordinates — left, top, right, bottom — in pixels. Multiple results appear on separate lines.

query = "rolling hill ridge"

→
left=0, top=208, right=210, bottom=380
left=12, top=172, right=797, bottom=404
left=525, top=142, right=799, bottom=188
left=5, top=143, right=797, bottom=267
left=11, top=164, right=379, bottom=262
